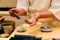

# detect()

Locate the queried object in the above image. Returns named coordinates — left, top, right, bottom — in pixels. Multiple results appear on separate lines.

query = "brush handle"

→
left=13, top=13, right=20, bottom=19
left=12, top=10, right=20, bottom=19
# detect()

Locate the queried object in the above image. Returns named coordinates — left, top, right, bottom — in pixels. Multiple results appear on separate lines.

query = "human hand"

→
left=25, top=18, right=37, bottom=26
left=9, top=8, right=26, bottom=17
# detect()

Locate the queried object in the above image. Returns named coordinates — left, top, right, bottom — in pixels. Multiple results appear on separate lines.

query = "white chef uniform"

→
left=16, top=0, right=60, bottom=23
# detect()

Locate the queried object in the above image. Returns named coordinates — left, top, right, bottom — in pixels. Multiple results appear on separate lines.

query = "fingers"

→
left=29, top=19, right=36, bottom=26
left=9, top=8, right=17, bottom=17
left=30, top=21, right=36, bottom=26
left=25, top=18, right=36, bottom=26
left=9, top=10, right=15, bottom=17
left=25, top=18, right=32, bottom=24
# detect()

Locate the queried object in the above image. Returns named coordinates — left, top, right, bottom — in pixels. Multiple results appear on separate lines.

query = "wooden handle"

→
left=12, top=10, right=20, bottom=19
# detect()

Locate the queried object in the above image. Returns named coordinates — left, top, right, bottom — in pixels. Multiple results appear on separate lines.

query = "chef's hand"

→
left=25, top=12, right=40, bottom=26
left=25, top=18, right=37, bottom=26
left=9, top=8, right=26, bottom=17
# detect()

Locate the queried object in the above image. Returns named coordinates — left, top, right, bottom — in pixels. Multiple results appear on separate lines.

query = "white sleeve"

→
left=16, top=0, right=29, bottom=12
left=49, top=0, right=60, bottom=20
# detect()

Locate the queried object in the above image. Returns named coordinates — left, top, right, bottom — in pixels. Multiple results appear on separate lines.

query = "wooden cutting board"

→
left=9, top=23, right=60, bottom=40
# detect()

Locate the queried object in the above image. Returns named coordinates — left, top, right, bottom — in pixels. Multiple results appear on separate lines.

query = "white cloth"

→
left=16, top=0, right=60, bottom=20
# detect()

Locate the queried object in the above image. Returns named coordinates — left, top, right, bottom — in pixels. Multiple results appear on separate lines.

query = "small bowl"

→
left=40, top=26, right=52, bottom=32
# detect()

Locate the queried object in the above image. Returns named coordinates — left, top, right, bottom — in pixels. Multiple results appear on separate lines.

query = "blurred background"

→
left=0, top=0, right=17, bottom=8
left=0, top=0, right=28, bottom=27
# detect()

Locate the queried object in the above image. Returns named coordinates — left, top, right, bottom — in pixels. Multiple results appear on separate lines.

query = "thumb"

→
left=30, top=19, right=36, bottom=26
left=25, top=18, right=33, bottom=24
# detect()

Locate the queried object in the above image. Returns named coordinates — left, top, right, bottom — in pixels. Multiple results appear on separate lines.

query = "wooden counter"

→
left=9, top=24, right=60, bottom=40
left=0, top=11, right=9, bottom=16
